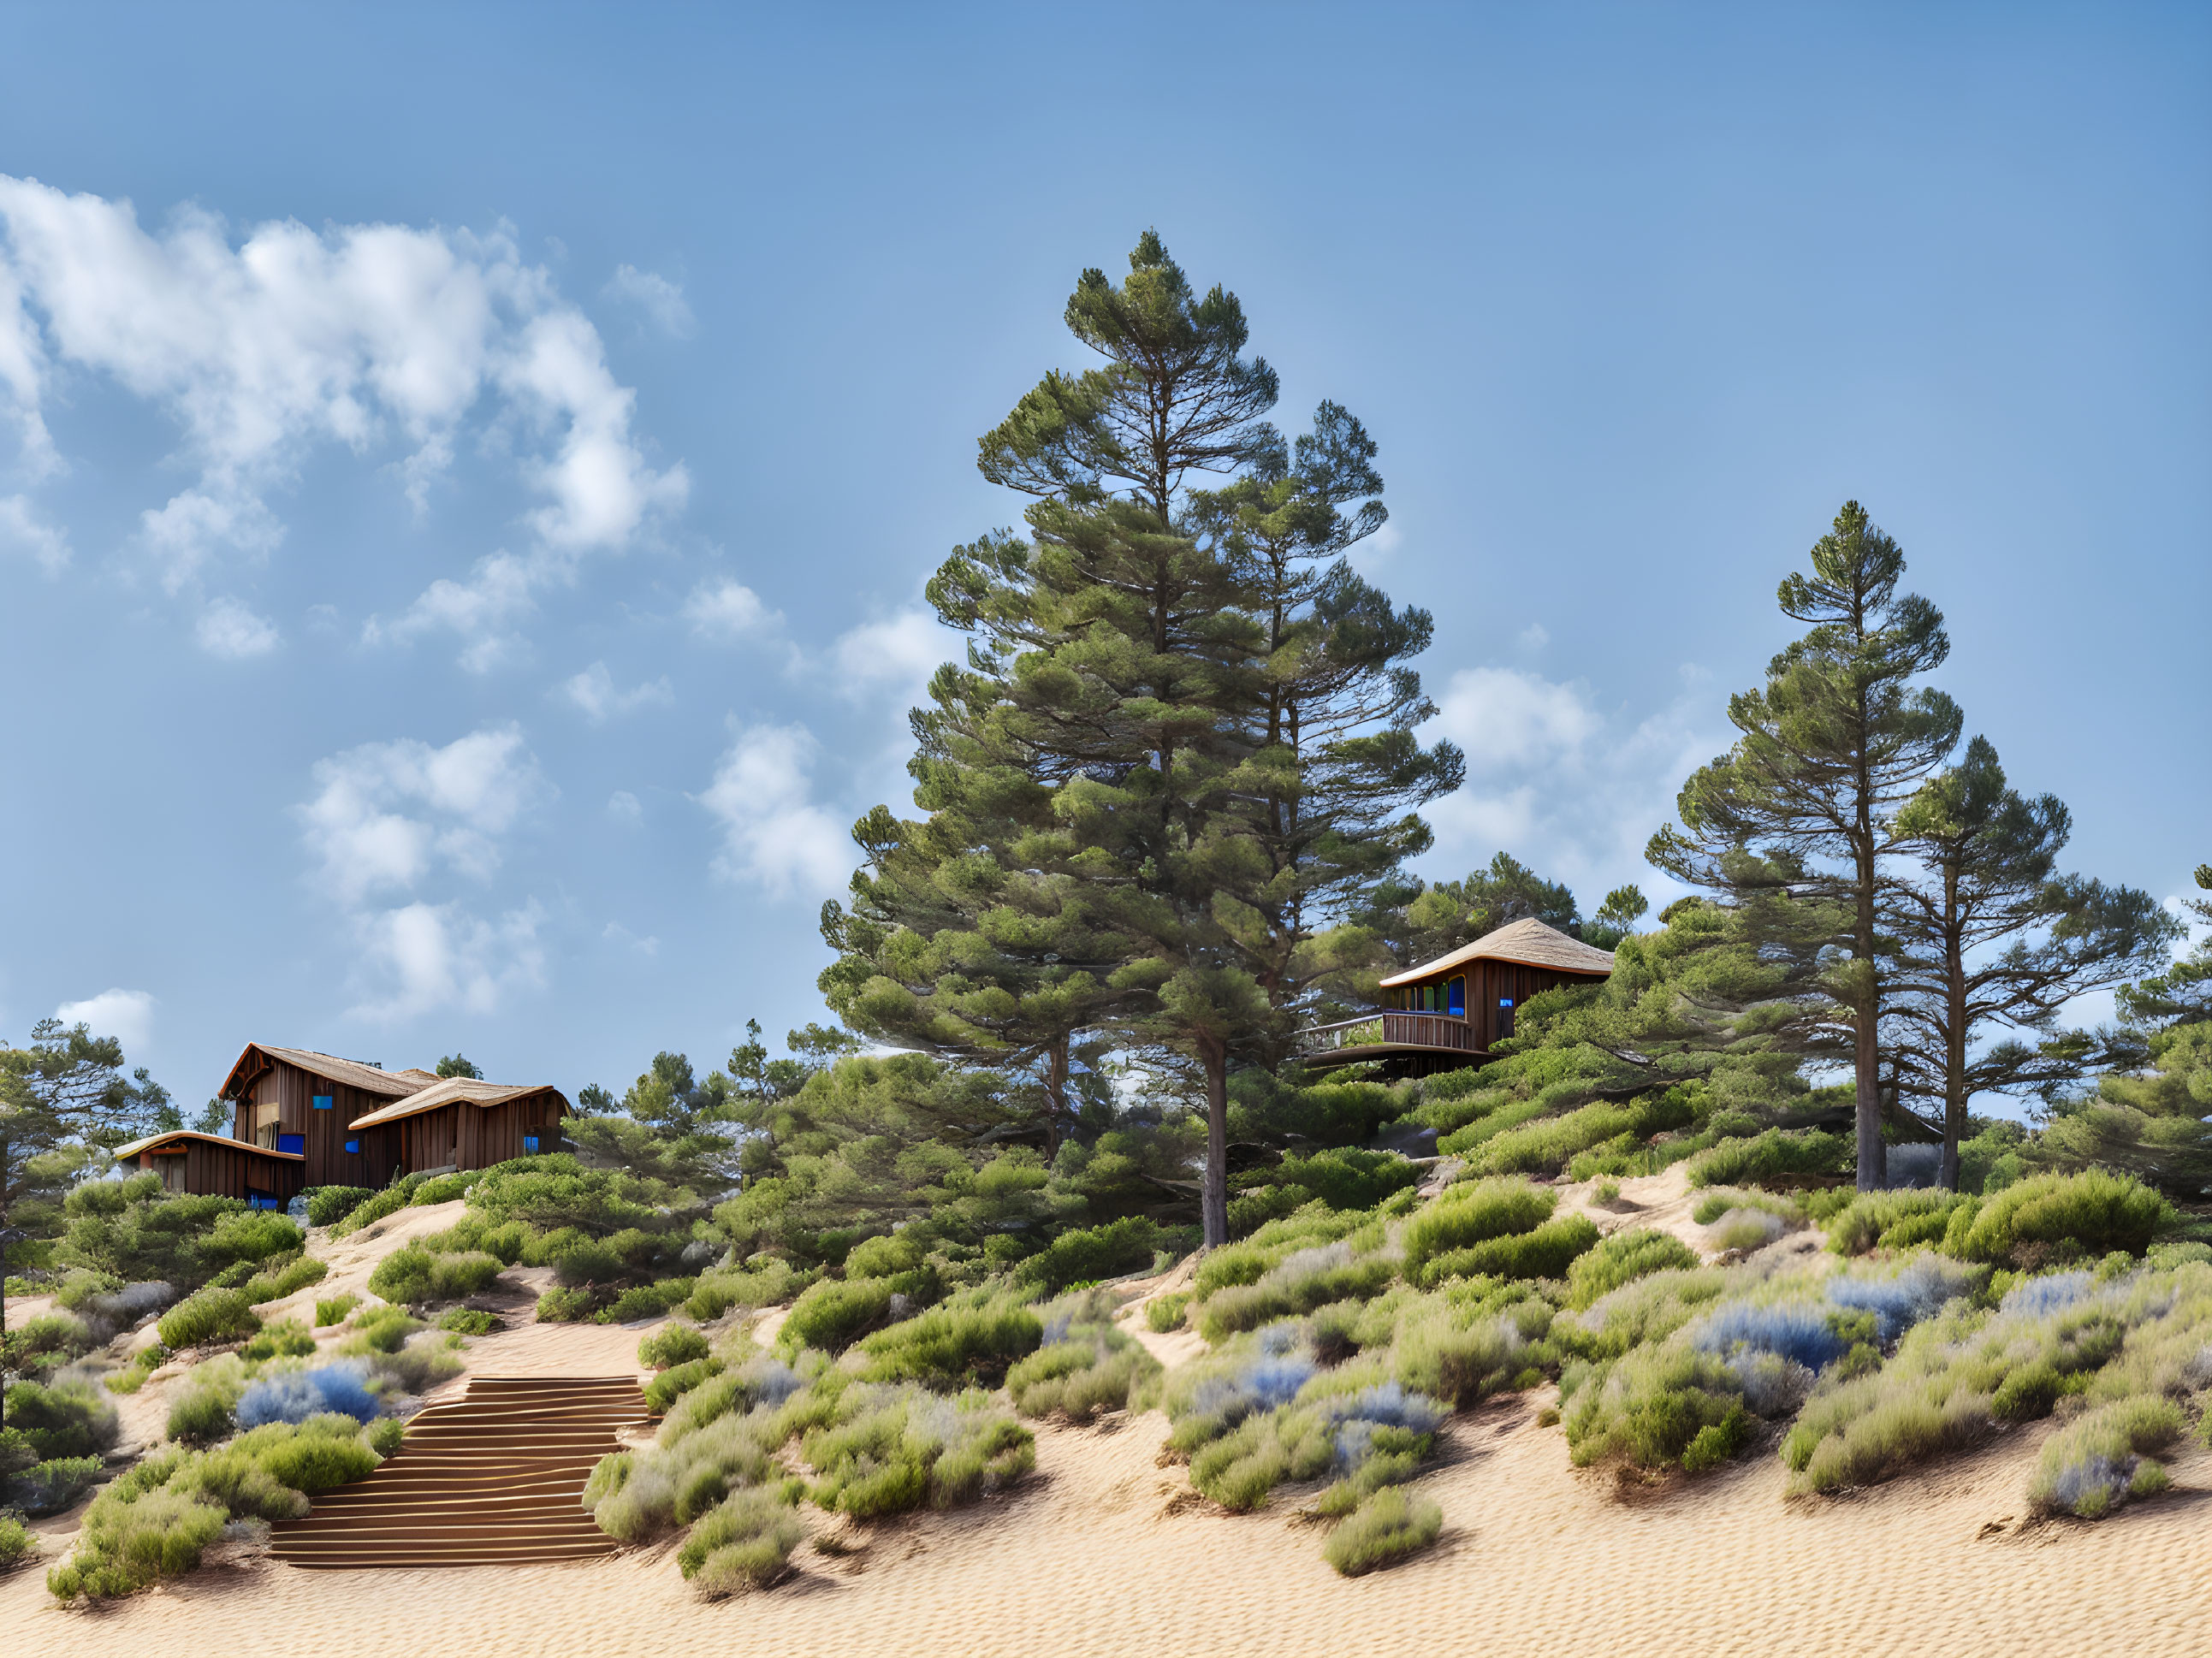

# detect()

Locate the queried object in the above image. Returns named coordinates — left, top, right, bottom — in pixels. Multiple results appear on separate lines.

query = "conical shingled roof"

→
left=1378, top=916, right=1617, bottom=987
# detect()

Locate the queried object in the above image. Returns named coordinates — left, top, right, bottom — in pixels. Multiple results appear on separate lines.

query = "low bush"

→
left=240, top=1318, right=318, bottom=1361
left=305, top=1186, right=377, bottom=1228
left=859, top=1300, right=1042, bottom=1389
left=313, top=1293, right=359, bottom=1328
left=586, top=1356, right=812, bottom=1542
left=640, top=1323, right=713, bottom=1371
left=1014, top=1216, right=1161, bottom=1296
left=1685, top=1128, right=1850, bottom=1190
left=241, top=1253, right=329, bottom=1306
left=1562, top=1341, right=1753, bottom=1472
left=232, top=1417, right=382, bottom=1494
left=843, top=1232, right=927, bottom=1280
left=104, top=1342, right=168, bottom=1395
left=1401, top=1179, right=1556, bottom=1285
left=1322, top=1486, right=1443, bottom=1577
left=1265, top=1147, right=1422, bottom=1214
left=367, top=1245, right=503, bottom=1306
left=1566, top=1230, right=1701, bottom=1311
left=804, top=1386, right=1035, bottom=1518
left=645, top=1358, right=725, bottom=1417
left=437, top=1308, right=498, bottom=1335
left=364, top=1332, right=465, bottom=1395
left=2, top=1312, right=93, bottom=1374
left=347, top=1305, right=423, bottom=1353
left=3, top=1451, right=104, bottom=1515
left=1825, top=1188, right=1972, bottom=1257
left=677, top=1486, right=806, bottom=1596
left=5, top=1377, right=121, bottom=1460
left=782, top=1278, right=896, bottom=1353
left=683, top=1258, right=809, bottom=1323
left=2029, top=1396, right=2186, bottom=1518
left=1950, top=1170, right=2168, bottom=1267
left=1006, top=1292, right=1162, bottom=1423
left=236, top=1365, right=382, bottom=1428
left=1197, top=1243, right=1396, bottom=1340
left=0, top=1514, right=34, bottom=1569
left=602, top=1277, right=698, bottom=1323
left=157, top=1287, right=261, bottom=1350
left=1414, top=1213, right=1599, bottom=1288
left=1146, top=1293, right=1191, bottom=1333
left=365, top=1416, right=406, bottom=1456
left=1690, top=1188, right=1805, bottom=1227
left=45, top=1481, right=226, bottom=1600
left=329, top=1184, right=411, bottom=1236
left=166, top=1359, right=246, bottom=1447
left=535, top=1285, right=598, bottom=1323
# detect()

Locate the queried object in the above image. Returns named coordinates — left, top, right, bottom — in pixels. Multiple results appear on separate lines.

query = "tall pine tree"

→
left=1650, top=501, right=1961, bottom=1189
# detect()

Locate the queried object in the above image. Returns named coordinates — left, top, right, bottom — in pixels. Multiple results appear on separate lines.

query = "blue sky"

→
left=1, top=3, right=2205, bottom=1110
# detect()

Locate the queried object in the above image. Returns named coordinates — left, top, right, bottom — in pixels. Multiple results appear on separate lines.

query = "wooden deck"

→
left=269, top=1376, right=647, bottom=1568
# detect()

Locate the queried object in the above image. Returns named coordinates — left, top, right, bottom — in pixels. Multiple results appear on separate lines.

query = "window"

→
left=344, top=1138, right=360, bottom=1155
left=277, top=1133, right=305, bottom=1155
left=312, top=1093, right=333, bottom=1110
left=1447, top=977, right=1466, bottom=1016
left=248, top=1191, right=281, bottom=1211
left=1497, top=998, right=1516, bottom=1040
left=523, top=1134, right=541, bottom=1154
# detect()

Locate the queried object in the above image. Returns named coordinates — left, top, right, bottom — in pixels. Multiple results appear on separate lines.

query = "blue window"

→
left=248, top=1192, right=281, bottom=1211
left=1497, top=998, right=1516, bottom=1039
left=1446, top=977, right=1466, bottom=1016
left=344, top=1138, right=361, bottom=1155
left=312, top=1093, right=333, bottom=1110
left=277, top=1133, right=305, bottom=1155
left=523, top=1134, right=540, bottom=1154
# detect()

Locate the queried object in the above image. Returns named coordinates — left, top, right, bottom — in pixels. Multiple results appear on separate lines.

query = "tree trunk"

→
left=1200, top=1038, right=1230, bottom=1249
left=1042, top=1035, right=1068, bottom=1161
left=1941, top=869, right=1966, bottom=1190
left=1853, top=832, right=1886, bottom=1193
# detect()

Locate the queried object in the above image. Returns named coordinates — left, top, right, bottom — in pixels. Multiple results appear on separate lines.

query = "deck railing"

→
left=1300, top=1010, right=1483, bottom=1056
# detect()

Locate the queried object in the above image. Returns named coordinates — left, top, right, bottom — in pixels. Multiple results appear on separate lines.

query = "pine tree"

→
left=1885, top=737, right=2180, bottom=1187
left=1650, top=501, right=1962, bottom=1189
left=1359, top=851, right=1584, bottom=971
left=2118, top=863, right=2212, bottom=1032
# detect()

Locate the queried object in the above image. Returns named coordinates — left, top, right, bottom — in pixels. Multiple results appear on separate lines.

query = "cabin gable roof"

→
left=220, top=1043, right=439, bottom=1102
left=111, top=1129, right=305, bottom=1163
left=1378, top=916, right=1617, bottom=987
left=347, top=1077, right=570, bottom=1130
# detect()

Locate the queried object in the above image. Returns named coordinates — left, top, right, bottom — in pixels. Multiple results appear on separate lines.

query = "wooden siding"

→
left=137, top=1140, right=304, bottom=1205
left=391, top=1090, right=566, bottom=1175
left=1383, top=959, right=1603, bottom=1046
left=231, top=1058, right=408, bottom=1188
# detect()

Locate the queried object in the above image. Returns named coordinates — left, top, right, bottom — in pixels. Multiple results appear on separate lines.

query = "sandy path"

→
left=11, top=1384, right=2209, bottom=1658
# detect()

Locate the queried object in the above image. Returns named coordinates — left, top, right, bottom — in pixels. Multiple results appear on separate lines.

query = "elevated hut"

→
left=1302, top=916, right=1616, bottom=1076
left=109, top=1128, right=305, bottom=1209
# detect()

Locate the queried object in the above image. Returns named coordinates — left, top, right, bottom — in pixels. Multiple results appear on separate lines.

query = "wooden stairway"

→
left=270, top=1376, right=648, bottom=1568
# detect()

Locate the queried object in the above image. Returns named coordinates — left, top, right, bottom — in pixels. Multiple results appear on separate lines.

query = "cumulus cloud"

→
left=603, top=264, right=695, bottom=338
left=294, top=727, right=552, bottom=1019
left=1423, top=661, right=1723, bottom=908
left=606, top=789, right=643, bottom=825
left=0, top=175, right=685, bottom=647
left=0, top=493, right=68, bottom=570
left=55, top=987, right=156, bottom=1051
left=683, top=577, right=779, bottom=639
left=831, top=607, right=955, bottom=702
left=698, top=720, right=851, bottom=897
left=196, top=595, right=281, bottom=659
left=558, top=660, right=673, bottom=723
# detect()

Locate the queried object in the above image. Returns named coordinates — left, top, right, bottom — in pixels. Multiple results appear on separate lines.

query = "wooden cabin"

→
left=110, top=1129, right=305, bottom=1209
left=219, top=1044, right=443, bottom=1189
left=1303, top=917, right=1617, bottom=1076
left=345, top=1076, right=569, bottom=1177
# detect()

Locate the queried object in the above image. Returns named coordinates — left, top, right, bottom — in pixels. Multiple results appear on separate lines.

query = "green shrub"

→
left=844, top=1233, right=927, bottom=1280
left=5, top=1377, right=120, bottom=1460
left=1006, top=1292, right=1162, bottom=1423
left=3, top=1448, right=104, bottom=1514
left=683, top=1258, right=808, bottom=1322
left=534, top=1285, right=597, bottom=1323
left=45, top=1483, right=226, bottom=1600
left=365, top=1416, right=406, bottom=1456
left=1014, top=1216, right=1161, bottom=1296
left=1322, top=1487, right=1443, bottom=1577
left=2029, top=1395, right=2186, bottom=1518
left=602, top=1277, right=698, bottom=1323
left=1563, top=1341, right=1753, bottom=1472
left=166, top=1379, right=240, bottom=1448
left=367, top=1244, right=503, bottom=1306
left=347, top=1305, right=424, bottom=1353
left=437, top=1308, right=498, bottom=1335
left=240, top=1318, right=317, bottom=1361
left=329, top=1184, right=410, bottom=1237
left=0, top=1514, right=34, bottom=1569
left=804, top=1385, right=1034, bottom=1518
left=782, top=1278, right=896, bottom=1353
left=1416, top=1213, right=1599, bottom=1288
left=644, top=1357, right=725, bottom=1416
left=1266, top=1147, right=1422, bottom=1213
left=1690, top=1187, right=1806, bottom=1227
left=305, top=1187, right=377, bottom=1228
left=238, top=1417, right=383, bottom=1494
left=1566, top=1230, right=1701, bottom=1310
left=3, top=1312, right=93, bottom=1373
left=364, top=1333, right=465, bottom=1395
left=1402, top=1179, right=1556, bottom=1285
left=640, top=1324, right=712, bottom=1370
left=1197, top=1247, right=1396, bottom=1340
left=677, top=1486, right=805, bottom=1596
left=1825, top=1188, right=1973, bottom=1256
left=1147, top=1293, right=1191, bottom=1333
left=157, top=1287, right=261, bottom=1350
left=859, top=1300, right=1042, bottom=1389
left=104, top=1343, right=168, bottom=1395
left=1951, top=1170, right=2169, bottom=1267
left=314, top=1293, right=359, bottom=1328
left=1685, top=1128, right=1850, bottom=1189
left=241, top=1253, right=329, bottom=1306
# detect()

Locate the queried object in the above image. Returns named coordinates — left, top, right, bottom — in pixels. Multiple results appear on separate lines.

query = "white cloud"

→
left=602, top=921, right=660, bottom=956
left=698, top=720, right=851, bottom=897
left=1518, top=622, right=1551, bottom=652
left=683, top=577, right=780, bottom=640
left=606, top=789, right=643, bottom=825
left=1422, top=662, right=1724, bottom=911
left=55, top=987, right=156, bottom=1051
left=197, top=595, right=280, bottom=659
left=352, top=899, right=547, bottom=1021
left=603, top=264, right=695, bottom=338
left=831, top=608, right=954, bottom=701
left=0, top=493, right=68, bottom=571
left=559, top=660, right=673, bottom=723
left=0, top=176, right=685, bottom=649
